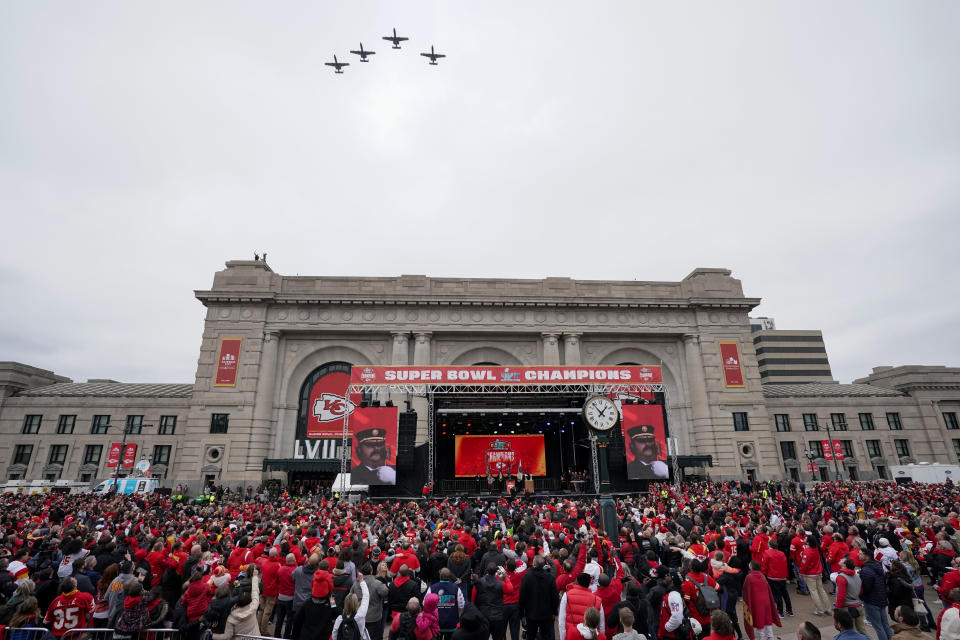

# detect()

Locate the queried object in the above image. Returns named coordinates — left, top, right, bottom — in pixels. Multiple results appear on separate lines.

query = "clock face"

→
left=583, top=396, right=618, bottom=431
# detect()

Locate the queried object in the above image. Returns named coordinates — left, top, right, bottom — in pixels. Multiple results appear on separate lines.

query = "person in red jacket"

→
left=559, top=573, right=604, bottom=640
left=276, top=553, right=297, bottom=638
left=181, top=572, right=214, bottom=624
left=557, top=542, right=589, bottom=593
left=798, top=536, right=830, bottom=615
left=760, top=540, right=792, bottom=617
left=389, top=539, right=421, bottom=576
left=788, top=527, right=808, bottom=596
left=826, top=534, right=849, bottom=574
left=682, top=559, right=720, bottom=636
left=938, top=558, right=960, bottom=606
left=595, top=571, right=625, bottom=630
left=503, top=556, right=527, bottom=640
left=750, top=529, right=769, bottom=565
left=257, top=547, right=281, bottom=634
left=145, top=540, right=167, bottom=585
left=226, top=536, right=253, bottom=579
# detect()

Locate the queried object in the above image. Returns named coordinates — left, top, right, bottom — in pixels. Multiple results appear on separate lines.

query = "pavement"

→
left=769, top=579, right=940, bottom=640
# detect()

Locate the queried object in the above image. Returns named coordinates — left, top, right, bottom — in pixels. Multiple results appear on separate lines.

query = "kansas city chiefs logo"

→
left=313, top=393, right=356, bottom=422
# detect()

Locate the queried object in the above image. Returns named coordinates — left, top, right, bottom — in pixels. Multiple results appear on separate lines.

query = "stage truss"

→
left=338, top=382, right=667, bottom=486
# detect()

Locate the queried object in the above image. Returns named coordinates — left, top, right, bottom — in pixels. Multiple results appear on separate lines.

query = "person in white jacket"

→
left=332, top=576, right=370, bottom=640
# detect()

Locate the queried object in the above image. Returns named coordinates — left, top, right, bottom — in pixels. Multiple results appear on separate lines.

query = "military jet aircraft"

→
left=382, top=28, right=409, bottom=49
left=325, top=55, right=349, bottom=74
left=350, top=43, right=375, bottom=62
left=420, top=45, right=446, bottom=65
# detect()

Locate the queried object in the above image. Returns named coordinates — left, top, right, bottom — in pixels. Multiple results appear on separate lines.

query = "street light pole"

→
left=804, top=450, right=817, bottom=482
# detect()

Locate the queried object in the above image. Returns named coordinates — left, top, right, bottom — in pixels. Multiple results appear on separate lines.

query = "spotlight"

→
left=546, top=422, right=551, bottom=426
left=538, top=430, right=543, bottom=434
left=498, top=422, right=502, bottom=426
left=516, top=422, right=520, bottom=426
left=511, top=430, right=515, bottom=434
left=561, top=429, right=565, bottom=433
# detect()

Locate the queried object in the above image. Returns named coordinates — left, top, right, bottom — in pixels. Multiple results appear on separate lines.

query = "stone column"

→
left=252, top=331, right=280, bottom=471
left=413, top=332, right=432, bottom=365
left=412, top=333, right=432, bottom=444
left=682, top=334, right=712, bottom=456
left=563, top=333, right=582, bottom=366
left=391, top=332, right=411, bottom=365
left=388, top=331, right=411, bottom=408
left=542, top=332, right=561, bottom=366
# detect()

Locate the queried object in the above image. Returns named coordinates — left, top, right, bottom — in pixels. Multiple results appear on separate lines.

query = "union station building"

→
left=1, top=260, right=958, bottom=493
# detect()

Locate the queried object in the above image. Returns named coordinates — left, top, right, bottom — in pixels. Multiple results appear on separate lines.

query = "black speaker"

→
left=397, top=411, right=417, bottom=472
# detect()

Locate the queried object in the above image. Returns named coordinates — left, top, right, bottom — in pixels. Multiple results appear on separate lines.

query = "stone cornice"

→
left=194, top=290, right=760, bottom=311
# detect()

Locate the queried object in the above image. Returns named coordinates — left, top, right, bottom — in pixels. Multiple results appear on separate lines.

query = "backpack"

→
left=687, top=575, right=720, bottom=616
left=338, top=615, right=360, bottom=640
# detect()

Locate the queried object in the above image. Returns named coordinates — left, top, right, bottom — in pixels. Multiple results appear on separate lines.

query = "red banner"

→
left=719, top=342, right=744, bottom=387
left=833, top=440, right=844, bottom=461
left=807, top=462, right=817, bottom=473
left=214, top=338, right=243, bottom=387
left=821, top=440, right=833, bottom=460
left=306, top=370, right=362, bottom=438
left=454, top=435, right=546, bottom=477
left=121, top=443, right=138, bottom=469
left=351, top=365, right=662, bottom=386
left=349, top=407, right=398, bottom=486
left=106, top=442, right=123, bottom=468
left=621, top=404, right=669, bottom=480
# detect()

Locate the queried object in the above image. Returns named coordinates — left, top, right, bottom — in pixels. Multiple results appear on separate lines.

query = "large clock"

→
left=583, top=395, right=618, bottom=432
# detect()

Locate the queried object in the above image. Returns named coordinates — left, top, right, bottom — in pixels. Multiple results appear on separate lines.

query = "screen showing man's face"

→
left=357, top=440, right=388, bottom=468
left=631, top=437, right=659, bottom=463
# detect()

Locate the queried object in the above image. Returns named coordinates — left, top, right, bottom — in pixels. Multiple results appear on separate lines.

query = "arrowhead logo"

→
left=313, top=393, right=356, bottom=422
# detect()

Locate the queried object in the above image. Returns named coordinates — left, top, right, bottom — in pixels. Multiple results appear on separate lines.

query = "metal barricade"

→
left=3, top=628, right=54, bottom=640
left=60, top=629, right=114, bottom=640
left=62, top=629, right=177, bottom=640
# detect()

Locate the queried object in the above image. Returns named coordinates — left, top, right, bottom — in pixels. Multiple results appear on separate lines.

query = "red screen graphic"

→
left=306, top=370, right=362, bottom=438
left=454, top=435, right=546, bottom=477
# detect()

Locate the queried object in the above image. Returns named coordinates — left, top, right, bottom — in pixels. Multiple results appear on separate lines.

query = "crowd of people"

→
left=1, top=479, right=960, bottom=640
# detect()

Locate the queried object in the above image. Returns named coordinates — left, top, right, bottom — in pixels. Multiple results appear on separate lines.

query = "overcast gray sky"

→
left=2, top=1, right=958, bottom=385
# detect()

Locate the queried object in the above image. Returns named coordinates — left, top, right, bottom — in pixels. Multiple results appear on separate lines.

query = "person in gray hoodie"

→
left=291, top=554, right=321, bottom=631
left=107, top=561, right=136, bottom=626
left=351, top=562, right=390, bottom=640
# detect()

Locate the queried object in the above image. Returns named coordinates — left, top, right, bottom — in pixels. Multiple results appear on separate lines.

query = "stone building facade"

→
left=1, top=260, right=958, bottom=490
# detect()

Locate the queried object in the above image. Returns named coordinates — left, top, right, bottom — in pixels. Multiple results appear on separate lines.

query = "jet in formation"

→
left=382, top=27, right=409, bottom=49
left=420, top=45, right=446, bottom=65
left=350, top=43, right=375, bottom=62
left=325, top=55, right=349, bottom=74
